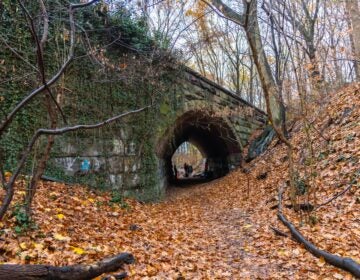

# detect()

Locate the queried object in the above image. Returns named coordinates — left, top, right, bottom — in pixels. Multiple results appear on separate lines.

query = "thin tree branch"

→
left=315, top=184, right=353, bottom=211
left=0, top=36, right=40, bottom=73
left=201, top=0, right=245, bottom=27
left=18, top=0, right=67, bottom=124
left=170, top=10, right=212, bottom=51
left=0, top=165, right=5, bottom=188
left=38, top=0, right=49, bottom=50
left=0, top=0, right=100, bottom=135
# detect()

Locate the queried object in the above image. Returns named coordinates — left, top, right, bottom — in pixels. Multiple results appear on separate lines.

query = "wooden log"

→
left=0, top=252, right=134, bottom=280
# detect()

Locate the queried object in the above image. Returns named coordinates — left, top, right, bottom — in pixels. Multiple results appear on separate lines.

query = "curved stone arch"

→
left=50, top=67, right=267, bottom=201
left=181, top=99, right=244, bottom=149
left=188, top=100, right=244, bottom=149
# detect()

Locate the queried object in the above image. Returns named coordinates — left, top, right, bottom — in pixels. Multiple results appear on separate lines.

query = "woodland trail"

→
left=1, top=85, right=359, bottom=279
left=162, top=182, right=319, bottom=279
left=165, top=183, right=278, bottom=279
left=136, top=86, right=360, bottom=279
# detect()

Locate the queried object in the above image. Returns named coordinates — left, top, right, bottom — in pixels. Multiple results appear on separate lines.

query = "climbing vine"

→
left=0, top=1, right=185, bottom=208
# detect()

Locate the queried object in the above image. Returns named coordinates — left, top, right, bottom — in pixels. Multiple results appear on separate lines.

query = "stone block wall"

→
left=49, top=68, right=266, bottom=201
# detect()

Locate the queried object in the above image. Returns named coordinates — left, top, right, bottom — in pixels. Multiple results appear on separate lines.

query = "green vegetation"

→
left=11, top=203, right=37, bottom=235
left=0, top=1, right=184, bottom=201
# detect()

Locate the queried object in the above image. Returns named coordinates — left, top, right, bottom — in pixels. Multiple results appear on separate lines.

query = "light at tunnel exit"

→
left=171, top=142, right=205, bottom=179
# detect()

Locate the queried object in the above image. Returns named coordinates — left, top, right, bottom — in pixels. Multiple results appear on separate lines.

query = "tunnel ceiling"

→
left=159, top=111, right=241, bottom=160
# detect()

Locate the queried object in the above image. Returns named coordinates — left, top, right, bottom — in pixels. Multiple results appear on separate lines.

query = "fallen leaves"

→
left=19, top=242, right=27, bottom=250
left=317, top=256, right=326, bottom=267
left=0, top=84, right=359, bottom=279
left=53, top=233, right=71, bottom=242
left=242, top=224, right=253, bottom=229
left=56, top=213, right=65, bottom=220
left=71, top=246, right=86, bottom=255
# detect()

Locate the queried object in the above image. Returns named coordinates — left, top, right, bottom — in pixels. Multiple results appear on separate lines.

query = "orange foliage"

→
left=185, top=1, right=210, bottom=41
left=0, top=84, right=359, bottom=279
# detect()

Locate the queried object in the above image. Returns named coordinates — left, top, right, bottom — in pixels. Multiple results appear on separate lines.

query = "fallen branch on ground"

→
left=277, top=185, right=360, bottom=278
left=315, top=184, right=353, bottom=211
left=269, top=225, right=289, bottom=238
left=0, top=252, right=134, bottom=280
left=270, top=202, right=314, bottom=211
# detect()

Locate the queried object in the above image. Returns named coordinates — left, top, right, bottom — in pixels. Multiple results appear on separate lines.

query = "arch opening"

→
left=172, top=141, right=205, bottom=179
left=157, top=110, right=242, bottom=187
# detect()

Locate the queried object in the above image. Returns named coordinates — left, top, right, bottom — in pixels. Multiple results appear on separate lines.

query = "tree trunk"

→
left=331, top=45, right=344, bottom=87
left=308, top=47, right=323, bottom=89
left=244, top=0, right=282, bottom=125
left=25, top=88, right=58, bottom=216
left=207, top=0, right=282, bottom=126
left=345, top=0, right=360, bottom=80
left=0, top=253, right=134, bottom=280
left=249, top=58, right=254, bottom=105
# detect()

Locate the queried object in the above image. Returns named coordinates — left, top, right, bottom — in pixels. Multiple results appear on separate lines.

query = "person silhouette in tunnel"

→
left=173, top=164, right=178, bottom=179
left=188, top=165, right=193, bottom=177
left=184, top=163, right=189, bottom=177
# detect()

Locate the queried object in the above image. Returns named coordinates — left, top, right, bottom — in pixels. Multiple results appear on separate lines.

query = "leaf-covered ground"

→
left=0, top=84, right=359, bottom=279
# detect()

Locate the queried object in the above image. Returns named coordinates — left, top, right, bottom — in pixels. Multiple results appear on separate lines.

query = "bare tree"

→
left=206, top=0, right=285, bottom=130
left=270, top=0, right=325, bottom=93
left=345, top=0, right=360, bottom=80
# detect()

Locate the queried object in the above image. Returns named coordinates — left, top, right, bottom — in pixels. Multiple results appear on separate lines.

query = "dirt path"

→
left=0, top=174, right=355, bottom=279
left=164, top=183, right=284, bottom=279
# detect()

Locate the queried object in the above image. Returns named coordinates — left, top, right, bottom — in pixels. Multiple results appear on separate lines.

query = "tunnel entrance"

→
left=172, top=142, right=205, bottom=180
left=157, top=110, right=242, bottom=187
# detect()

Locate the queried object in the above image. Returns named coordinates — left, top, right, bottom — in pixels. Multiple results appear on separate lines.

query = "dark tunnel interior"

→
left=158, top=111, right=241, bottom=186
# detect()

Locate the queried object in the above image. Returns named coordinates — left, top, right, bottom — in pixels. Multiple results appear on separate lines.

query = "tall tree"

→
left=207, top=0, right=283, bottom=128
left=270, top=0, right=324, bottom=93
left=345, top=0, right=360, bottom=80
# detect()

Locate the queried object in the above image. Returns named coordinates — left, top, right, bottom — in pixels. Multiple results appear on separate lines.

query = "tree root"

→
left=277, top=185, right=360, bottom=278
left=0, top=252, right=134, bottom=280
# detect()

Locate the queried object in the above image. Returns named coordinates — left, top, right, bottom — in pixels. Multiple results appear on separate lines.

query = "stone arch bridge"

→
left=157, top=68, right=266, bottom=187
left=53, top=67, right=266, bottom=200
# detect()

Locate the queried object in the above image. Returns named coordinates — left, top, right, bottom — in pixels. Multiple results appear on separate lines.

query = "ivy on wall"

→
left=0, top=1, right=185, bottom=201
